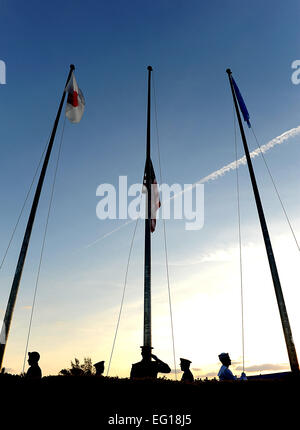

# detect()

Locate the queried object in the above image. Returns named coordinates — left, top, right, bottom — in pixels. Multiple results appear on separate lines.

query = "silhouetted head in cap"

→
left=93, top=361, right=105, bottom=376
left=218, top=352, right=231, bottom=367
left=28, top=351, right=40, bottom=366
left=140, top=346, right=153, bottom=361
left=180, top=358, right=192, bottom=371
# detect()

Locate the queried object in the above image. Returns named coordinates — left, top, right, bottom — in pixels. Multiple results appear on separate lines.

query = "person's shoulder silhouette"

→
left=130, top=347, right=171, bottom=379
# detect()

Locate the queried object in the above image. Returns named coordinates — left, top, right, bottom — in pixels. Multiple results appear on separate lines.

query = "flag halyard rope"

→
left=0, top=133, right=51, bottom=272
left=250, top=127, right=300, bottom=253
left=106, top=216, right=140, bottom=376
left=153, top=72, right=177, bottom=380
left=234, top=107, right=245, bottom=373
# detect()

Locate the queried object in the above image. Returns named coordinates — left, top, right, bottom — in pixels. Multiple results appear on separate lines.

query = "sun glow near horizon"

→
left=4, top=227, right=299, bottom=380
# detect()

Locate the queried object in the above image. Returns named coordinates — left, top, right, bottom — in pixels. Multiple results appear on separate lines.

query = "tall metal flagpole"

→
left=226, top=68, right=299, bottom=373
left=0, top=64, right=75, bottom=370
left=143, top=66, right=153, bottom=352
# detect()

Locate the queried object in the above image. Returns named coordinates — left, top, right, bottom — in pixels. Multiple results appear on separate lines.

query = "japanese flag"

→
left=65, top=72, right=85, bottom=123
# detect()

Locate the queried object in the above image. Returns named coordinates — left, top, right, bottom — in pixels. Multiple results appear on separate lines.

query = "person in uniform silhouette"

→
left=180, top=358, right=194, bottom=382
left=130, top=346, right=171, bottom=379
left=26, top=351, right=42, bottom=379
left=94, top=360, right=105, bottom=376
left=218, top=352, right=247, bottom=380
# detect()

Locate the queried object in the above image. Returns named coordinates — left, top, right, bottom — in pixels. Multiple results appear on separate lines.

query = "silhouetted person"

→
left=218, top=352, right=246, bottom=381
left=180, top=358, right=194, bottom=382
left=218, top=353, right=235, bottom=380
left=130, top=346, right=171, bottom=379
left=94, top=360, right=105, bottom=376
left=26, top=351, right=42, bottom=379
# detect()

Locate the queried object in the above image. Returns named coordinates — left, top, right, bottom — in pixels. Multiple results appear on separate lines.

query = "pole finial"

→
left=226, top=68, right=232, bottom=75
left=147, top=65, right=153, bottom=71
left=70, top=64, right=75, bottom=71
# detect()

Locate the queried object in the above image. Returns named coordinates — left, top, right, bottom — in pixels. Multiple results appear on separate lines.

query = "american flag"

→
left=143, top=158, right=161, bottom=232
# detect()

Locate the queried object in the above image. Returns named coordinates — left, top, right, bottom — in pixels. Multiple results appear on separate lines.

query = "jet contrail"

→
left=85, top=219, right=135, bottom=248
left=88, top=125, right=300, bottom=246
left=197, top=125, right=300, bottom=185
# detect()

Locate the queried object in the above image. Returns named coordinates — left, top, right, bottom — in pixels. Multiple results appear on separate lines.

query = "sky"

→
left=1, top=0, right=300, bottom=378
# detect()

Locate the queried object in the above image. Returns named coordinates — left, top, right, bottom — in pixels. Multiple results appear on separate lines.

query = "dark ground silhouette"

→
left=1, top=372, right=298, bottom=427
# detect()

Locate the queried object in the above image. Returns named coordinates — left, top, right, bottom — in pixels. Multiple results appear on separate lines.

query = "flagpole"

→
left=143, top=66, right=153, bottom=353
left=0, top=64, right=75, bottom=370
left=226, top=68, right=299, bottom=373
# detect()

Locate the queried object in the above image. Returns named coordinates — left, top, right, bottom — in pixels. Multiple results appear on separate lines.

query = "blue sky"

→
left=1, top=0, right=300, bottom=377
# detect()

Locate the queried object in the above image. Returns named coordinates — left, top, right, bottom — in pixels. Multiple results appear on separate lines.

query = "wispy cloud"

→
left=85, top=219, right=135, bottom=248
left=196, top=362, right=289, bottom=378
left=235, top=363, right=289, bottom=372
left=168, top=248, right=236, bottom=267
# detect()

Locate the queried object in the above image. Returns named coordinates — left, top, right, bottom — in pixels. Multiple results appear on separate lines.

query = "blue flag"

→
left=232, top=77, right=251, bottom=128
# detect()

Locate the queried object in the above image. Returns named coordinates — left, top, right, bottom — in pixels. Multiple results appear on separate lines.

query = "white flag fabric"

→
left=65, top=72, right=85, bottom=123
